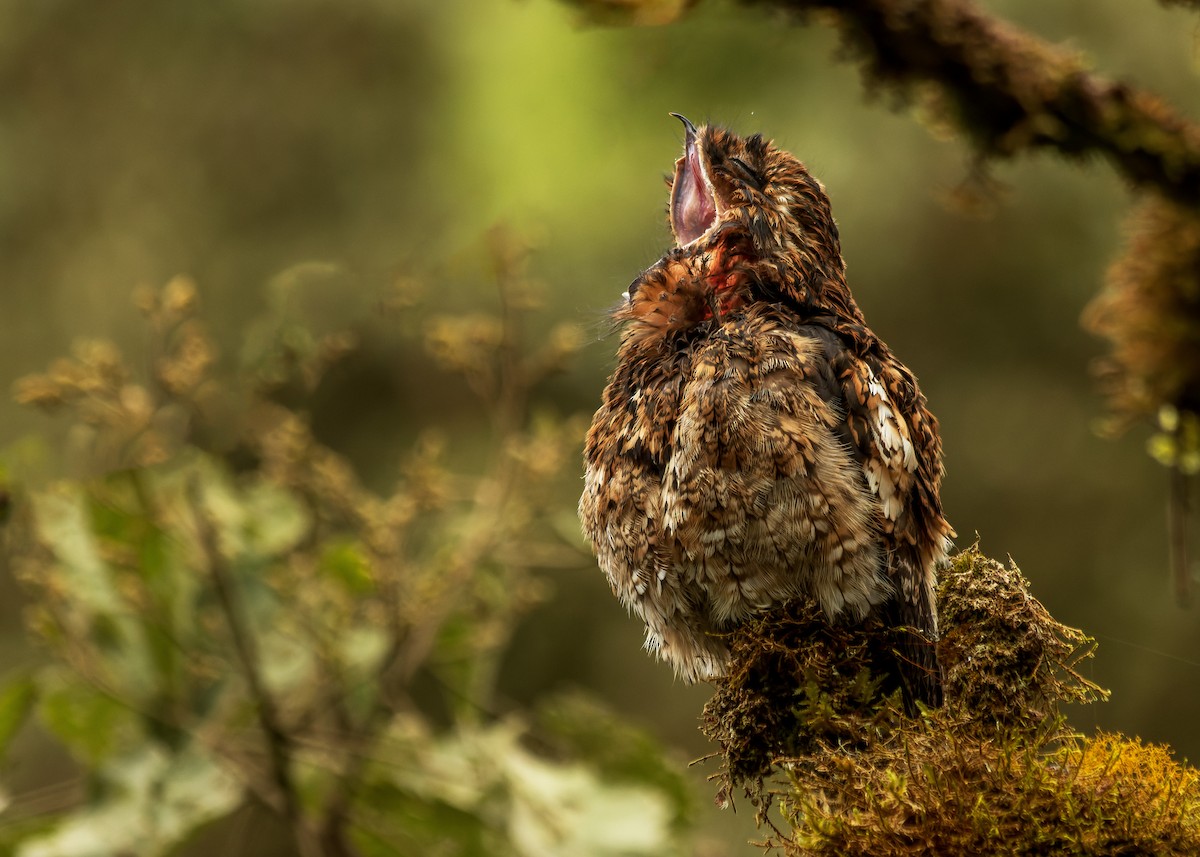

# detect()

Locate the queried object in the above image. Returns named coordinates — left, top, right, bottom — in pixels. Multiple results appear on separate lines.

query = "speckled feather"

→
left=580, top=120, right=954, bottom=707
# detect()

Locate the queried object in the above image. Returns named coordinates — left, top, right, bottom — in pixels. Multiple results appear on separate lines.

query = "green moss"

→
left=702, top=547, right=1200, bottom=854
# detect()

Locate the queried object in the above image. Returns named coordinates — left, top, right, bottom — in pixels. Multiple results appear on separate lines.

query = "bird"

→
left=579, top=115, right=955, bottom=709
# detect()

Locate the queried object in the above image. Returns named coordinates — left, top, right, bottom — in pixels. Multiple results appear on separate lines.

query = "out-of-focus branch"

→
left=743, top=0, right=1200, bottom=206
left=567, top=0, right=1200, bottom=201
left=189, top=477, right=320, bottom=857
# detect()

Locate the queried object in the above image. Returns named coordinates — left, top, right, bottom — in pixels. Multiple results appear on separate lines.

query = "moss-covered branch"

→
left=740, top=0, right=1200, bottom=206
left=703, top=548, right=1200, bottom=855
left=571, top=0, right=1200, bottom=205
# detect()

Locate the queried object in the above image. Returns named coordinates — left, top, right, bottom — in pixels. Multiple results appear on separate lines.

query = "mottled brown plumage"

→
left=580, top=117, right=954, bottom=707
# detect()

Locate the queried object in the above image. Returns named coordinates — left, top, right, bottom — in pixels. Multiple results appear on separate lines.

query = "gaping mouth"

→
left=669, top=114, right=719, bottom=247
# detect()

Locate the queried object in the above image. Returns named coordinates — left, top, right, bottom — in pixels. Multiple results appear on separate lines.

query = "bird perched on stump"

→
left=580, top=116, right=954, bottom=709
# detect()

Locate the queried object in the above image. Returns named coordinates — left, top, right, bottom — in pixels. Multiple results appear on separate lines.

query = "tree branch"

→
left=188, top=476, right=321, bottom=857
left=741, top=0, right=1200, bottom=206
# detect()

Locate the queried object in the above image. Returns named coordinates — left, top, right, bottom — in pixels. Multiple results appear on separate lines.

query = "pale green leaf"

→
left=392, top=718, right=679, bottom=857
left=31, top=486, right=120, bottom=615
left=339, top=625, right=390, bottom=675
left=237, top=479, right=310, bottom=558
left=257, top=628, right=316, bottom=697
left=37, top=679, right=131, bottom=765
left=16, top=743, right=241, bottom=857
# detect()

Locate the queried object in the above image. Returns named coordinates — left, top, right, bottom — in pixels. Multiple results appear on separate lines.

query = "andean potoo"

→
left=579, top=116, right=955, bottom=708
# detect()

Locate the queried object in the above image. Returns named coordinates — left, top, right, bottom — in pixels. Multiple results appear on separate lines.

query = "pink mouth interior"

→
left=671, top=142, right=717, bottom=246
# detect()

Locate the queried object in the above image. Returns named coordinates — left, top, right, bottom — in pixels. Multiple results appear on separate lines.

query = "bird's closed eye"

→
left=727, top=157, right=764, bottom=190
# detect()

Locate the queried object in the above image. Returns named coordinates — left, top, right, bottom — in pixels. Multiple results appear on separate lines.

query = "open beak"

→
left=668, top=113, right=718, bottom=247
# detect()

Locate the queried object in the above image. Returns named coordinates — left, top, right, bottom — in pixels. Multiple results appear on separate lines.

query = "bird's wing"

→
left=834, top=344, right=952, bottom=582
left=580, top=330, right=732, bottom=680
left=580, top=345, right=685, bottom=608
left=825, top=331, right=952, bottom=708
left=839, top=352, right=922, bottom=543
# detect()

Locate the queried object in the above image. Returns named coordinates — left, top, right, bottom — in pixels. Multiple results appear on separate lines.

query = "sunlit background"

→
left=2, top=0, right=1198, bottom=851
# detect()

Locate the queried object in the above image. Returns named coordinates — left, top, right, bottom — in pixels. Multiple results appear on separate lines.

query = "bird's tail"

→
left=882, top=592, right=944, bottom=714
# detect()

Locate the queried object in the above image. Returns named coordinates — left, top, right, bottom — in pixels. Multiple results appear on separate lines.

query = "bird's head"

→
left=667, top=115, right=858, bottom=318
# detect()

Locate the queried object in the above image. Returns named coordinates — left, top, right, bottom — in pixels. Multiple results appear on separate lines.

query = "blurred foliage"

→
left=705, top=548, right=1200, bottom=855
left=570, top=0, right=1200, bottom=199
left=0, top=251, right=692, bottom=856
left=1085, top=195, right=1200, bottom=457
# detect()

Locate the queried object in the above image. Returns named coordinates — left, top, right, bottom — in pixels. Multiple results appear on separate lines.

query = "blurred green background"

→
left=1, top=0, right=1198, bottom=850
